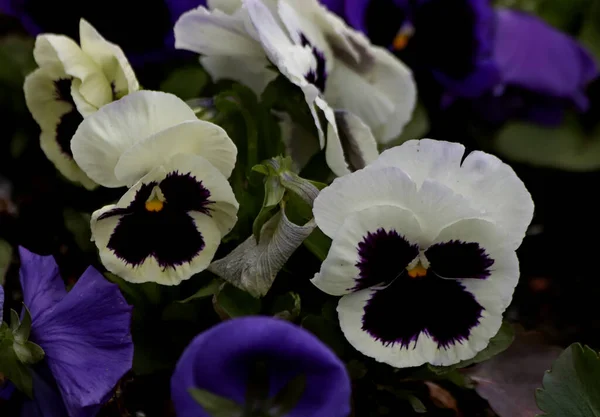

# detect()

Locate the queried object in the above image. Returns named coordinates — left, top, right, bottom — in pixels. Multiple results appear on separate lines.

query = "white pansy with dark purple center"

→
left=311, top=139, right=534, bottom=368
left=23, top=18, right=139, bottom=190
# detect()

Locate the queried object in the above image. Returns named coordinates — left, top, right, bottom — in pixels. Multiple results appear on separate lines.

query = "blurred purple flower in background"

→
left=320, top=0, right=598, bottom=125
left=1, top=248, right=133, bottom=417
left=0, top=0, right=206, bottom=65
left=171, top=316, right=352, bottom=417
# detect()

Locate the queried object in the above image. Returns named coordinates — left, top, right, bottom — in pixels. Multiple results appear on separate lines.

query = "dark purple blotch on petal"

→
left=53, top=79, right=83, bottom=158
left=425, top=240, right=494, bottom=279
left=99, top=172, right=212, bottom=268
left=300, top=33, right=328, bottom=93
left=354, top=227, right=419, bottom=291
left=361, top=272, right=483, bottom=348
left=171, top=317, right=351, bottom=417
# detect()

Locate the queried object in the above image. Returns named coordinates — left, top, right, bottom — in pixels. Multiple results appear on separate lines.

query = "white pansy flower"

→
left=71, top=91, right=239, bottom=285
left=23, top=18, right=139, bottom=190
left=175, top=0, right=416, bottom=176
left=311, top=139, right=534, bottom=368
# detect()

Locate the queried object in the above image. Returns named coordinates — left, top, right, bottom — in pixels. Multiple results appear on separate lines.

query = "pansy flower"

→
left=311, top=139, right=534, bottom=368
left=0, top=0, right=207, bottom=66
left=175, top=0, right=416, bottom=175
left=171, top=316, right=352, bottom=417
left=2, top=247, right=133, bottom=417
left=320, top=0, right=500, bottom=98
left=71, top=91, right=239, bottom=285
left=467, top=9, right=598, bottom=126
left=23, top=18, right=139, bottom=189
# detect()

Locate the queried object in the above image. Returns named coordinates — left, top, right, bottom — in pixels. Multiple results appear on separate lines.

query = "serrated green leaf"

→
left=13, top=340, right=44, bottom=365
left=536, top=343, right=600, bottom=417
left=189, top=388, right=243, bottom=417
left=214, top=284, right=261, bottom=318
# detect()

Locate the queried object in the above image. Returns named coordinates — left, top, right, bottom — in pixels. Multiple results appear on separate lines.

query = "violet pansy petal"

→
left=171, top=316, right=351, bottom=417
left=494, top=9, right=598, bottom=106
left=19, top=369, right=70, bottom=417
left=0, top=283, right=4, bottom=316
left=29, top=266, right=133, bottom=417
left=18, top=247, right=67, bottom=322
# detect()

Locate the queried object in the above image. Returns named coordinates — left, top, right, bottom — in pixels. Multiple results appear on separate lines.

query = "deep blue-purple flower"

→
left=171, top=316, right=352, bottom=417
left=320, top=0, right=500, bottom=98
left=0, top=0, right=206, bottom=65
left=2, top=247, right=134, bottom=417
left=466, top=9, right=598, bottom=126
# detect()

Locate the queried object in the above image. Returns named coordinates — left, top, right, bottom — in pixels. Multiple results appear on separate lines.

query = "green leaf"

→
left=346, top=360, right=368, bottom=380
left=303, top=228, right=332, bottom=262
left=214, top=284, right=261, bottom=318
left=579, top=0, right=600, bottom=61
left=63, top=208, right=94, bottom=253
left=267, top=374, right=307, bottom=417
left=177, top=279, right=222, bottom=303
left=0, top=322, right=33, bottom=397
left=159, top=66, right=208, bottom=100
left=429, top=322, right=515, bottom=373
left=0, top=239, right=13, bottom=286
left=536, top=343, right=600, bottom=417
left=270, top=292, right=301, bottom=321
left=188, top=388, right=243, bottom=417
left=245, top=361, right=271, bottom=411
left=13, top=304, right=34, bottom=343
left=301, top=315, right=347, bottom=358
left=13, top=341, right=45, bottom=365
left=384, top=101, right=430, bottom=149
left=494, top=116, right=600, bottom=171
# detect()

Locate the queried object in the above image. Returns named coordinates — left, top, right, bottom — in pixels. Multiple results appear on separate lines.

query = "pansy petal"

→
left=114, top=120, right=237, bottom=185
left=325, top=110, right=379, bottom=176
left=200, top=55, right=277, bottom=95
left=78, top=19, right=139, bottom=98
left=0, top=284, right=3, bottom=315
left=312, top=204, right=421, bottom=296
left=174, top=6, right=266, bottom=57
left=30, top=267, right=133, bottom=417
left=171, top=316, right=351, bottom=417
left=18, top=247, right=66, bottom=322
left=208, top=0, right=243, bottom=13
left=34, top=34, right=112, bottom=111
left=24, top=69, right=97, bottom=190
left=91, top=154, right=237, bottom=285
left=71, top=91, right=198, bottom=188
left=372, top=139, right=534, bottom=248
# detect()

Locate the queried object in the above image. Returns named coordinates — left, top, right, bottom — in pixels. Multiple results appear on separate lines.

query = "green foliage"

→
left=536, top=343, right=600, bottom=417
left=270, top=292, right=301, bottom=321
left=189, top=388, right=243, bottom=417
left=301, top=314, right=347, bottom=358
left=215, top=283, right=262, bottom=318
left=159, top=66, right=209, bottom=101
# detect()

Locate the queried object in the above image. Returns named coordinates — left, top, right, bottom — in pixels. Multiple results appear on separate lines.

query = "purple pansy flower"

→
left=466, top=9, right=599, bottom=126
left=0, top=0, right=206, bottom=65
left=171, top=316, right=352, bottom=417
left=3, top=247, right=134, bottom=417
left=320, top=0, right=500, bottom=98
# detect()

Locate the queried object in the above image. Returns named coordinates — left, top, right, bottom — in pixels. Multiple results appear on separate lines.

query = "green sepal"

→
left=266, top=373, right=307, bottom=417
left=0, top=322, right=34, bottom=398
left=189, top=388, right=244, bottom=417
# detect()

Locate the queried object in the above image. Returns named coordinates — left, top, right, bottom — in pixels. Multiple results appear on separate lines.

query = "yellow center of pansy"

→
left=145, top=186, right=165, bottom=212
left=407, top=264, right=427, bottom=278
left=392, top=23, right=415, bottom=51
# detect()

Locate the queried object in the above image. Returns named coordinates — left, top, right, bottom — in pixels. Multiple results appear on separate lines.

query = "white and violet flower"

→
left=24, top=18, right=139, bottom=189
left=311, top=139, right=534, bottom=368
left=71, top=91, right=239, bottom=285
left=175, top=0, right=416, bottom=176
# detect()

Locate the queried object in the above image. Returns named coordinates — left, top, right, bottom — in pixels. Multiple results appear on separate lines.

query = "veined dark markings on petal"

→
left=53, top=79, right=83, bottom=158
left=361, top=273, right=483, bottom=349
left=425, top=240, right=494, bottom=279
left=98, top=173, right=213, bottom=268
left=328, top=35, right=375, bottom=75
left=335, top=111, right=368, bottom=172
left=300, top=34, right=328, bottom=93
left=354, top=228, right=419, bottom=291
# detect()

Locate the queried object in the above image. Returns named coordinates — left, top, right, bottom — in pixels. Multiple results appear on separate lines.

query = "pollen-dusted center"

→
left=145, top=186, right=165, bottom=212
left=393, top=22, right=415, bottom=51
left=407, top=264, right=427, bottom=278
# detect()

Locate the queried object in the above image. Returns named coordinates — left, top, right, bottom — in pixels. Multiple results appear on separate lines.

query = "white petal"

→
left=78, top=19, right=139, bottom=99
left=208, top=0, right=243, bottom=13
left=312, top=204, right=422, bottom=296
left=174, top=6, right=265, bottom=57
left=325, top=110, right=379, bottom=177
left=34, top=34, right=112, bottom=112
left=23, top=68, right=97, bottom=190
left=71, top=91, right=198, bottom=188
left=337, top=289, right=502, bottom=367
left=200, top=55, right=276, bottom=95
left=373, top=139, right=534, bottom=249
left=114, top=120, right=237, bottom=186
left=243, top=0, right=314, bottom=87
left=91, top=154, right=238, bottom=285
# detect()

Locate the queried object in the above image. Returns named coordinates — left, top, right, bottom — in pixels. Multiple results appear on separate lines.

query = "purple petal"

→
left=28, top=266, right=133, bottom=417
left=18, top=247, right=67, bottom=323
left=1, top=282, right=4, bottom=317
left=19, top=368, right=69, bottom=417
left=171, top=317, right=351, bottom=417
left=494, top=9, right=598, bottom=107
